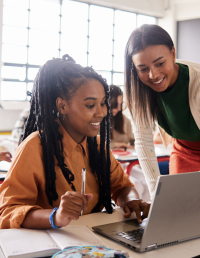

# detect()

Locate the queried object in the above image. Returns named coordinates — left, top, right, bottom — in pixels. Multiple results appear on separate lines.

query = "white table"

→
left=113, top=144, right=172, bottom=176
left=0, top=207, right=199, bottom=258
left=113, top=144, right=172, bottom=162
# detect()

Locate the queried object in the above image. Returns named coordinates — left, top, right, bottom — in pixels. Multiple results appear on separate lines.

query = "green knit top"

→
left=156, top=63, right=200, bottom=141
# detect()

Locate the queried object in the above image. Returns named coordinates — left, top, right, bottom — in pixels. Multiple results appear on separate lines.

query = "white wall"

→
left=78, top=0, right=165, bottom=17
left=174, top=0, right=200, bottom=21
left=158, top=0, right=176, bottom=47
left=158, top=0, right=200, bottom=50
left=0, top=109, right=22, bottom=131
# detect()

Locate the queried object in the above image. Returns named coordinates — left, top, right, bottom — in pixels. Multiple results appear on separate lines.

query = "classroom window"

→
left=0, top=0, right=157, bottom=101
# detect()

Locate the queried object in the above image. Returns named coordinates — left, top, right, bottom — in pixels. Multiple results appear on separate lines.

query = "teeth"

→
left=90, top=122, right=100, bottom=126
left=153, top=78, right=164, bottom=84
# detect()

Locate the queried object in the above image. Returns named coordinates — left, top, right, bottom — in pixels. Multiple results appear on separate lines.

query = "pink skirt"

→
left=169, top=139, right=200, bottom=174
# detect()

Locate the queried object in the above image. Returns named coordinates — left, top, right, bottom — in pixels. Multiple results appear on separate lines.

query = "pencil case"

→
left=52, top=245, right=129, bottom=258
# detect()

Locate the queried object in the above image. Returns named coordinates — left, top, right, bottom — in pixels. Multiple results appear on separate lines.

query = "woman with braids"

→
left=0, top=55, right=150, bottom=229
left=125, top=24, right=200, bottom=200
left=110, top=85, right=135, bottom=150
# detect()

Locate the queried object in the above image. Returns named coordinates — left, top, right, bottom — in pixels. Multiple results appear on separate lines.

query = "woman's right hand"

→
left=54, top=191, right=93, bottom=227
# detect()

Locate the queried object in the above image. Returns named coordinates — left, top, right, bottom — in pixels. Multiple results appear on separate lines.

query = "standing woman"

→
left=0, top=55, right=150, bottom=229
left=125, top=24, right=200, bottom=199
left=110, top=85, right=135, bottom=150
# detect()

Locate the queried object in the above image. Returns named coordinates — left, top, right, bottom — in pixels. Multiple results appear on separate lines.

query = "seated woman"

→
left=110, top=85, right=135, bottom=150
left=0, top=55, right=150, bottom=229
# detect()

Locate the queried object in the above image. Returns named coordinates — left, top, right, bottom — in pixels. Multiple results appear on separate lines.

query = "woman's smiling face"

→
left=132, top=45, right=179, bottom=92
left=56, top=79, right=108, bottom=144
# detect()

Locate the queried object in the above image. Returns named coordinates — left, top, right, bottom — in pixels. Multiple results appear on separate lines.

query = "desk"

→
left=113, top=144, right=172, bottom=176
left=70, top=208, right=200, bottom=258
left=0, top=207, right=199, bottom=258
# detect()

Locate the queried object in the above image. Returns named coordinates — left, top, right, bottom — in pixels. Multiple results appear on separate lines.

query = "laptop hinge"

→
left=147, top=244, right=157, bottom=250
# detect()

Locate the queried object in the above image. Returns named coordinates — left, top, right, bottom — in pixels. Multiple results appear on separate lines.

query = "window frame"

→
left=0, top=0, right=157, bottom=106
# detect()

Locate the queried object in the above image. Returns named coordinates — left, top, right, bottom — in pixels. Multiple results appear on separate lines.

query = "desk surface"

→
left=0, top=207, right=199, bottom=258
left=72, top=208, right=200, bottom=258
left=113, top=144, right=172, bottom=162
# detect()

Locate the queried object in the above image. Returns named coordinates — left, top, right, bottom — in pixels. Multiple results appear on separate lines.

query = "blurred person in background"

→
left=110, top=85, right=135, bottom=150
left=0, top=151, right=12, bottom=162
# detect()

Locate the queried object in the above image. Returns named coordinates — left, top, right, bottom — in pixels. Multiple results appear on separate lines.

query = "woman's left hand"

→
left=117, top=186, right=150, bottom=224
left=123, top=199, right=150, bottom=223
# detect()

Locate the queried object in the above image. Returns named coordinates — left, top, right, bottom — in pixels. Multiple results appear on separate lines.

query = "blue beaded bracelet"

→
left=49, top=207, right=62, bottom=229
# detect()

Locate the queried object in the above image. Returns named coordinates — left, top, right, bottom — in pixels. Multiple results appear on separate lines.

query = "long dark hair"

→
left=21, top=55, right=113, bottom=213
left=110, top=85, right=124, bottom=137
left=124, top=24, right=174, bottom=126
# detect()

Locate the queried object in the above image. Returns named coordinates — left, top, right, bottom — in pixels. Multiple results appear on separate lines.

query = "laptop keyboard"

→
left=116, top=228, right=145, bottom=244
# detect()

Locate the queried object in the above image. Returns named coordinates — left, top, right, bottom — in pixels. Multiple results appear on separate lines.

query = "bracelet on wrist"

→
left=49, top=207, right=62, bottom=229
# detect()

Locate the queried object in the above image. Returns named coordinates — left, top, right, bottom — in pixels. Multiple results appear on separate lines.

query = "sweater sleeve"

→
left=133, top=122, right=160, bottom=200
left=0, top=133, right=45, bottom=229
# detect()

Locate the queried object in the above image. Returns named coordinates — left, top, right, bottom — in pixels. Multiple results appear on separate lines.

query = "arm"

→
left=117, top=186, right=150, bottom=223
left=0, top=134, right=93, bottom=229
left=109, top=151, right=150, bottom=223
left=0, top=136, right=45, bottom=228
left=133, top=121, right=160, bottom=200
left=21, top=193, right=93, bottom=229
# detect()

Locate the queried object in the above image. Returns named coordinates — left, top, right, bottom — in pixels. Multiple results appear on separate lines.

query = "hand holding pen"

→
left=53, top=168, right=93, bottom=227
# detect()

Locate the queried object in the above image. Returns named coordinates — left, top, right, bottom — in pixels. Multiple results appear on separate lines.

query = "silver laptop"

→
left=93, top=172, right=200, bottom=252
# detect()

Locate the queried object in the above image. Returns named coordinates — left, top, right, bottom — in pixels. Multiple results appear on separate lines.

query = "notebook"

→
left=93, top=172, right=200, bottom=252
left=0, top=225, right=107, bottom=258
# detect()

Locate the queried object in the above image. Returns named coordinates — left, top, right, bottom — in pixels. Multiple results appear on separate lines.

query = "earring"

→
left=63, top=114, right=65, bottom=121
left=57, top=112, right=59, bottom=117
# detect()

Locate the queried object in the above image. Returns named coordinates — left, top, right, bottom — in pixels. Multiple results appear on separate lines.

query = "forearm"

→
left=117, top=186, right=140, bottom=208
left=21, top=209, right=52, bottom=229
left=134, top=124, right=160, bottom=200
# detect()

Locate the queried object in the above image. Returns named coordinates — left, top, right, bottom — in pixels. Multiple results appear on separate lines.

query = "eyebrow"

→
left=136, top=56, right=164, bottom=67
left=83, top=96, right=106, bottom=101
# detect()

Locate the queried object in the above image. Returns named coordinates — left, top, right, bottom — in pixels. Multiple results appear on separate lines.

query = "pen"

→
left=81, top=168, right=86, bottom=216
